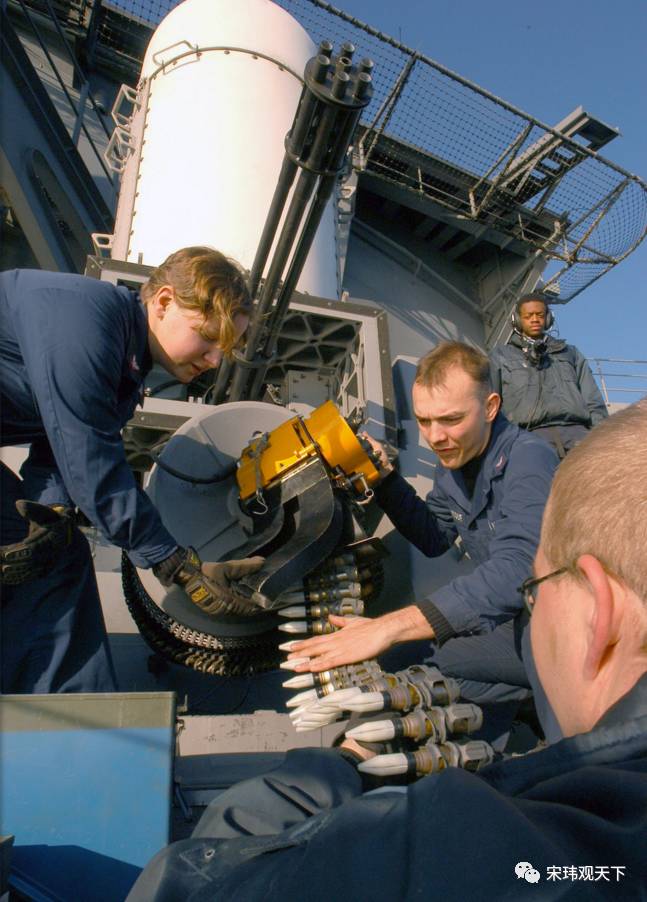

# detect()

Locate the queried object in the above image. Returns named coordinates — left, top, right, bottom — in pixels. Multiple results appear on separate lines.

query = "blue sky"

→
left=337, top=0, right=646, bottom=365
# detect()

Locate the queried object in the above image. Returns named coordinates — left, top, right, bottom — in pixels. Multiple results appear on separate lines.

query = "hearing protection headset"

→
left=511, top=294, right=554, bottom=334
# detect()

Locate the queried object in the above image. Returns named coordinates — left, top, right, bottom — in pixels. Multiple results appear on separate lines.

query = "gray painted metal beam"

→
left=444, top=225, right=488, bottom=261
left=0, top=9, right=113, bottom=270
left=426, top=223, right=457, bottom=251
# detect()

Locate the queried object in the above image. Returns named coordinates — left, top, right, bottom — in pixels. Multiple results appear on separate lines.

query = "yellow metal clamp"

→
left=236, top=401, right=380, bottom=504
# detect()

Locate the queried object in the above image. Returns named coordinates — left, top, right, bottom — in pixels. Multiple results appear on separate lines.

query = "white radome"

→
left=113, top=0, right=338, bottom=296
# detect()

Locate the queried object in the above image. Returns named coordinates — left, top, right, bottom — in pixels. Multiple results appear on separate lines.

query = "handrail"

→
left=588, top=357, right=647, bottom=405
left=275, top=0, right=647, bottom=304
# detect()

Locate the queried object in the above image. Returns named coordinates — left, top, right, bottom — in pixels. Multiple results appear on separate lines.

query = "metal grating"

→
left=17, top=0, right=647, bottom=303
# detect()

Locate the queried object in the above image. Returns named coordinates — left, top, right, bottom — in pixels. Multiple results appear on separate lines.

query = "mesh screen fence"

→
left=29, top=0, right=647, bottom=302
left=274, top=0, right=646, bottom=301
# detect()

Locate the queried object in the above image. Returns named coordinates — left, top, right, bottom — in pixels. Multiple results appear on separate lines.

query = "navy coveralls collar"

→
left=442, top=414, right=515, bottom=528
left=482, top=672, right=647, bottom=795
left=126, top=292, right=153, bottom=403
left=509, top=331, right=567, bottom=355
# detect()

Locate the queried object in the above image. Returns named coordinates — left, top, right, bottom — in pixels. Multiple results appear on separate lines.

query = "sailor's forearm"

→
left=288, top=606, right=436, bottom=672
left=382, top=605, right=436, bottom=643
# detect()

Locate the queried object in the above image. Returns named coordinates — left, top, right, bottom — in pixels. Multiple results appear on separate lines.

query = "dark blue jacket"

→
left=127, top=674, right=647, bottom=901
left=374, top=415, right=558, bottom=642
left=490, top=333, right=608, bottom=429
left=0, top=269, right=177, bottom=567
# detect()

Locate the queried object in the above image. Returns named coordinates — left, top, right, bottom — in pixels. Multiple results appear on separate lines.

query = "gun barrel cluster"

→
left=214, top=42, right=374, bottom=403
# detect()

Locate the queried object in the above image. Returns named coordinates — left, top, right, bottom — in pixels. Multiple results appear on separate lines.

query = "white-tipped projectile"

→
left=346, top=719, right=396, bottom=742
left=357, top=753, right=409, bottom=777
left=278, top=606, right=307, bottom=618
left=278, top=621, right=308, bottom=634
left=278, top=639, right=300, bottom=652
left=290, top=702, right=324, bottom=721
left=314, top=687, right=363, bottom=709
left=289, top=704, right=316, bottom=721
left=286, top=688, right=319, bottom=708
left=282, top=672, right=316, bottom=689
left=293, top=711, right=339, bottom=729
left=292, top=705, right=339, bottom=724
left=279, top=657, right=310, bottom=671
left=343, top=691, right=385, bottom=713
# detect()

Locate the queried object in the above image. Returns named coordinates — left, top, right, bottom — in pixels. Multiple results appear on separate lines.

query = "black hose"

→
left=150, top=451, right=237, bottom=485
left=145, top=379, right=184, bottom=397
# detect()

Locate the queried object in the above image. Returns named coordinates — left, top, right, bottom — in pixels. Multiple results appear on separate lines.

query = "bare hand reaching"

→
left=287, top=606, right=434, bottom=672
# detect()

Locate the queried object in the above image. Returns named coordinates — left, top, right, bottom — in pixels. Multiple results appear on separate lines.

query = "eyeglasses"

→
left=518, top=567, right=569, bottom=615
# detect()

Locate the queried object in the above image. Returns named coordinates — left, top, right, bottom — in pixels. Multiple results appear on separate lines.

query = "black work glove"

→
left=154, top=547, right=265, bottom=616
left=1, top=500, right=75, bottom=585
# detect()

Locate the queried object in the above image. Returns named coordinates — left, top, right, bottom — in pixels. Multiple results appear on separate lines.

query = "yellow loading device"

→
left=237, top=401, right=381, bottom=505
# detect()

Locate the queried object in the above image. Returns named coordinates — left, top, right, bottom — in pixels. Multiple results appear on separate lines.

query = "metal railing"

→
left=275, top=0, right=647, bottom=304
left=589, top=358, right=647, bottom=405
